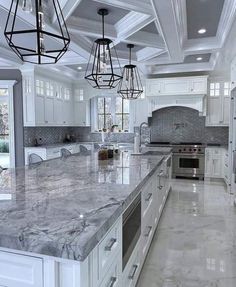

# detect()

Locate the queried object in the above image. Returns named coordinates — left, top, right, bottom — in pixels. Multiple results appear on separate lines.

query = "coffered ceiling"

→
left=0, top=0, right=235, bottom=79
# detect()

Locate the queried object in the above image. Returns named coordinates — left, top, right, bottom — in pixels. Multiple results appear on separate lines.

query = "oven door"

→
left=173, top=153, right=205, bottom=178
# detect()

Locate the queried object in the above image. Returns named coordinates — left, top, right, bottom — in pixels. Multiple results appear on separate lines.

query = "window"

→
left=97, top=97, right=112, bottom=130
left=115, top=97, right=129, bottom=131
left=210, top=82, right=220, bottom=97
left=210, top=81, right=231, bottom=97
left=36, top=80, right=44, bottom=95
left=224, top=82, right=230, bottom=96
left=96, top=96, right=130, bottom=131
left=64, top=88, right=71, bottom=101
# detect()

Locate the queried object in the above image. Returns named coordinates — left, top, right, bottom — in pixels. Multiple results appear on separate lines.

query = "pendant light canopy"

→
left=117, top=44, right=143, bottom=100
left=4, top=0, right=70, bottom=64
left=85, top=9, right=122, bottom=89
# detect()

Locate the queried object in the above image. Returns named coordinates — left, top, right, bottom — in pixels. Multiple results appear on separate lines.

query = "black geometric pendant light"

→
left=85, top=9, right=122, bottom=89
left=117, top=44, right=143, bottom=100
left=4, top=0, right=70, bottom=64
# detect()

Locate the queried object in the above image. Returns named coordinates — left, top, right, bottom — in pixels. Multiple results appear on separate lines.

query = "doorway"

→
left=0, top=81, right=16, bottom=169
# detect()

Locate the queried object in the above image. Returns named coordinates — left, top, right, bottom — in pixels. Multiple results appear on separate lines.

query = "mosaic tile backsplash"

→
left=24, top=107, right=229, bottom=147
left=150, top=106, right=229, bottom=145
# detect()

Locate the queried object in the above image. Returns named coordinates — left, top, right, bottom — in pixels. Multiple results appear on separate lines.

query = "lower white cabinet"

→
left=0, top=251, right=43, bottom=287
left=205, top=147, right=229, bottom=183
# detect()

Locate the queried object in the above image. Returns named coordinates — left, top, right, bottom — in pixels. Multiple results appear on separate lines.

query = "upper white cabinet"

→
left=22, top=69, right=74, bottom=127
left=146, top=76, right=208, bottom=97
left=74, top=86, right=91, bottom=126
left=206, top=81, right=230, bottom=126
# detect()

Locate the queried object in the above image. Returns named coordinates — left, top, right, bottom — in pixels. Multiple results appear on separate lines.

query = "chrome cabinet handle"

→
left=108, top=277, right=117, bottom=287
left=128, top=264, right=138, bottom=280
left=144, top=226, right=152, bottom=237
left=145, top=193, right=152, bottom=202
left=105, top=238, right=117, bottom=251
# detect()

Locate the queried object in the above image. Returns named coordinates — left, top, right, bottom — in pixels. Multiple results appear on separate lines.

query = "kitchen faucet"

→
left=139, top=122, right=149, bottom=148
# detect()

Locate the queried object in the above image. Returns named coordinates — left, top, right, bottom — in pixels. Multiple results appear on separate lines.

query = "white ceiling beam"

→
left=91, top=0, right=154, bottom=16
left=123, top=31, right=165, bottom=49
left=0, top=46, right=22, bottom=66
left=151, top=0, right=184, bottom=62
left=184, top=37, right=221, bottom=54
left=53, top=0, right=83, bottom=23
left=150, top=62, right=214, bottom=75
left=115, top=11, right=154, bottom=43
left=67, top=17, right=117, bottom=39
left=136, top=47, right=165, bottom=62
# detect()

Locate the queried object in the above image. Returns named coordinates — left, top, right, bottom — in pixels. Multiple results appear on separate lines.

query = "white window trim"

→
left=0, top=80, right=17, bottom=168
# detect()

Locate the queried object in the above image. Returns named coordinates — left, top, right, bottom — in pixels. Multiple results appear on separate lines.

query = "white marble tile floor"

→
left=137, top=179, right=236, bottom=287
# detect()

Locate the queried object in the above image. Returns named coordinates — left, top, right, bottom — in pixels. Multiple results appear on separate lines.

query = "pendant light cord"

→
left=129, top=46, right=131, bottom=65
left=102, top=13, right=105, bottom=39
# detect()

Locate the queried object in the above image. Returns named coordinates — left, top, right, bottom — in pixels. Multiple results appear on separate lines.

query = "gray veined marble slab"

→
left=0, top=150, right=170, bottom=261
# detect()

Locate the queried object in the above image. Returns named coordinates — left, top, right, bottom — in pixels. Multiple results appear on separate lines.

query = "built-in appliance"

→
left=172, top=143, right=205, bottom=180
left=122, top=193, right=141, bottom=270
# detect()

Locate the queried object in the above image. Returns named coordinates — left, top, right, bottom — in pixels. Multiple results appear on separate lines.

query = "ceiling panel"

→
left=72, top=0, right=129, bottom=25
left=115, top=42, right=143, bottom=52
left=141, top=22, right=158, bottom=34
left=184, top=53, right=211, bottom=63
left=186, top=0, right=225, bottom=39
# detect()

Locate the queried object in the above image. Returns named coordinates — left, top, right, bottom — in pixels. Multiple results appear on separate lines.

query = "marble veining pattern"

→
left=0, top=150, right=170, bottom=261
left=137, top=180, right=236, bottom=287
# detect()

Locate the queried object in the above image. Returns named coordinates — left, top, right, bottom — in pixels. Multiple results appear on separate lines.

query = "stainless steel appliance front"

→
left=122, top=193, right=141, bottom=270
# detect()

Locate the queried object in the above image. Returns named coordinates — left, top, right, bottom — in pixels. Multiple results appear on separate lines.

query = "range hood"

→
left=148, top=94, right=206, bottom=117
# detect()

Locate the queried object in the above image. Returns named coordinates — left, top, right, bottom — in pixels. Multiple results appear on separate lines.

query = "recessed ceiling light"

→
left=196, top=57, right=203, bottom=61
left=198, top=28, right=206, bottom=34
left=77, top=66, right=82, bottom=70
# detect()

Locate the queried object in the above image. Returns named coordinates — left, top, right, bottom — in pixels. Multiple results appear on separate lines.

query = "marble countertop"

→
left=0, top=148, right=171, bottom=261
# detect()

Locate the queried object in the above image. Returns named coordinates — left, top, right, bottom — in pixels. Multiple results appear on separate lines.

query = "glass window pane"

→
left=210, top=90, right=215, bottom=96
left=215, top=83, right=220, bottom=89
left=115, top=115, right=122, bottom=130
left=105, top=97, right=112, bottom=114
left=0, top=103, right=9, bottom=135
left=123, top=114, right=130, bottom=131
left=123, top=99, right=129, bottom=113
left=116, top=97, right=122, bottom=113
left=98, top=115, right=104, bottom=130
left=224, top=82, right=229, bottom=89
left=98, top=98, right=104, bottom=114
left=215, top=90, right=220, bottom=96
left=105, top=114, right=113, bottom=129
left=224, top=89, right=229, bottom=96
left=210, top=83, right=215, bottom=89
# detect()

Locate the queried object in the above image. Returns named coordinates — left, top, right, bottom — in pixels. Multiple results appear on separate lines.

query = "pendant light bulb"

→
left=22, top=0, right=33, bottom=12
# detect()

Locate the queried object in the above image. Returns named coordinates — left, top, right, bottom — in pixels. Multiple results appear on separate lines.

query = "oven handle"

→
left=145, top=193, right=153, bottom=202
left=173, top=153, right=205, bottom=157
left=158, top=170, right=164, bottom=190
left=144, top=226, right=152, bottom=237
left=128, top=265, right=139, bottom=280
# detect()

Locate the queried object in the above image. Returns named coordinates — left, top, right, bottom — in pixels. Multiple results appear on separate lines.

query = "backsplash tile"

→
left=150, top=107, right=229, bottom=145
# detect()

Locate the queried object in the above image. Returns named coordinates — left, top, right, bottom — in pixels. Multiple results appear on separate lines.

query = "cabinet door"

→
left=0, top=251, right=43, bottom=287
left=206, top=97, right=221, bottom=126
left=223, top=96, right=230, bottom=125
left=35, top=95, right=45, bottom=125
left=212, top=155, right=222, bottom=178
left=132, top=99, right=148, bottom=127
left=146, top=80, right=162, bottom=97
left=162, top=78, right=190, bottom=95
left=45, top=97, right=54, bottom=125
left=63, top=101, right=72, bottom=126
left=191, top=78, right=207, bottom=94
left=74, top=101, right=87, bottom=126
left=205, top=149, right=212, bottom=177
left=54, top=99, right=63, bottom=125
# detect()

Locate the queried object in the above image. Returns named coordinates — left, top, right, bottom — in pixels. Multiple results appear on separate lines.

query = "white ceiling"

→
left=0, top=0, right=235, bottom=79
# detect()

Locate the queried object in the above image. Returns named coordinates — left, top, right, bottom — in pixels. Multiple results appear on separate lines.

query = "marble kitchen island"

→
left=0, top=148, right=172, bottom=287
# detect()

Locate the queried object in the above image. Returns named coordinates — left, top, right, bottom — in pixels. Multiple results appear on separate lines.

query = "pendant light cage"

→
left=4, top=0, right=70, bottom=64
left=85, top=9, right=122, bottom=89
left=117, top=44, right=143, bottom=100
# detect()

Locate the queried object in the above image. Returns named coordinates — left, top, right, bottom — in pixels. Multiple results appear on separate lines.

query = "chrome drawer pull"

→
left=128, top=264, right=138, bottom=280
left=105, top=238, right=117, bottom=251
left=108, top=277, right=117, bottom=287
left=144, top=226, right=152, bottom=237
left=145, top=193, right=152, bottom=202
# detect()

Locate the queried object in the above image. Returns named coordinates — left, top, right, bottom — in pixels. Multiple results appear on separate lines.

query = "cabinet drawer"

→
left=122, top=241, right=141, bottom=287
left=141, top=179, right=154, bottom=217
left=0, top=251, right=43, bottom=287
left=99, top=257, right=122, bottom=287
left=141, top=207, right=155, bottom=259
left=97, top=219, right=122, bottom=282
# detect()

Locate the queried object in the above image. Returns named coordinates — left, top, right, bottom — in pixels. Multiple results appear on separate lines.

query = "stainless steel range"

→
left=172, top=143, right=205, bottom=180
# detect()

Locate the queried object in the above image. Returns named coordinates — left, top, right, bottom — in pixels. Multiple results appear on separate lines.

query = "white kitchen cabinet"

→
left=131, top=99, right=148, bottom=127
left=0, top=251, right=43, bottom=287
left=206, top=81, right=230, bottom=126
left=74, top=87, right=90, bottom=126
left=146, top=76, right=208, bottom=97
left=22, top=69, right=74, bottom=127
left=205, top=147, right=225, bottom=179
